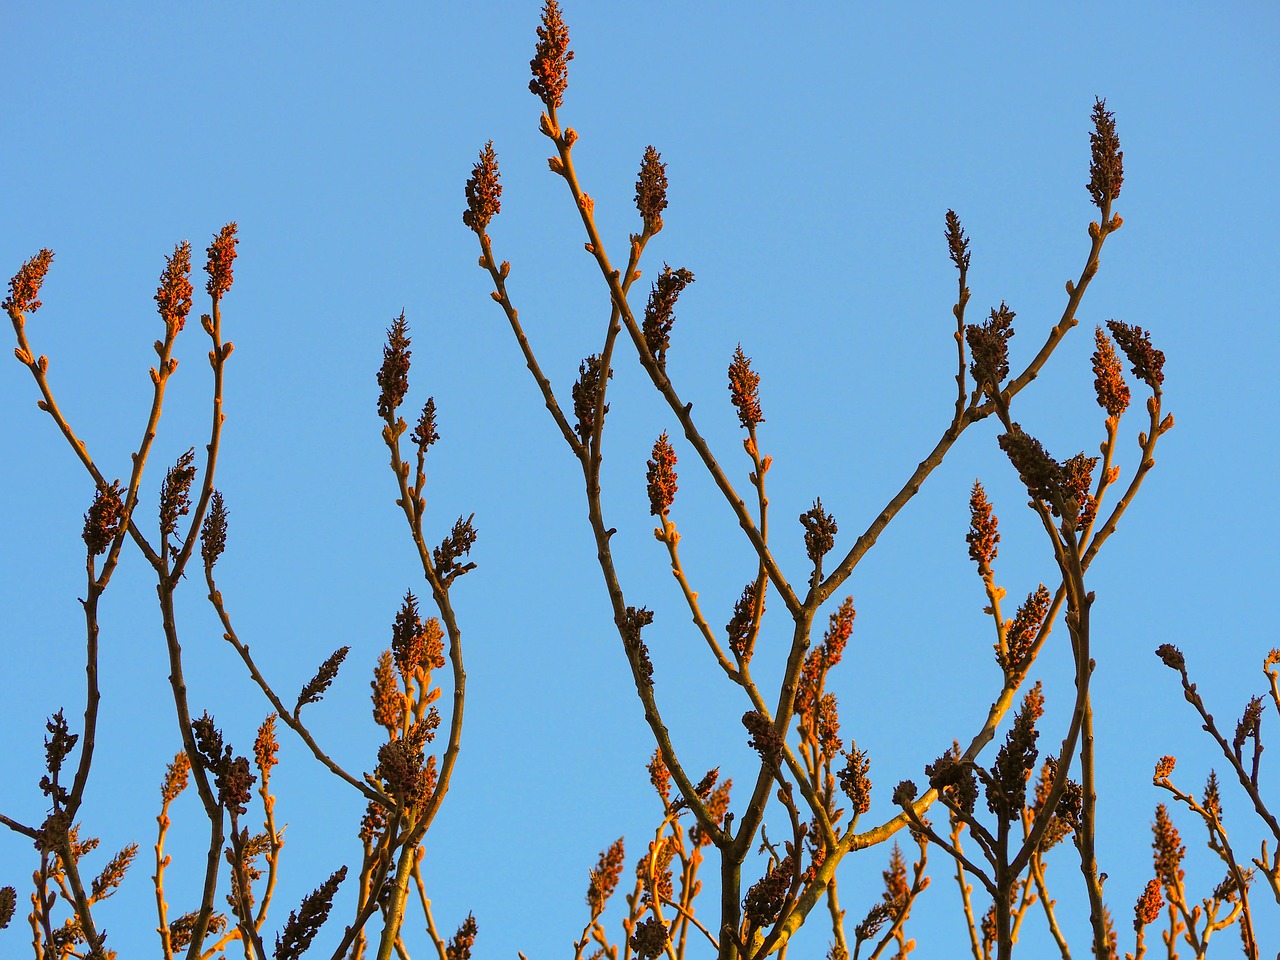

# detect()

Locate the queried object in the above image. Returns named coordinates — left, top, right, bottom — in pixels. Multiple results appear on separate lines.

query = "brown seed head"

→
left=254, top=715, right=279, bottom=782
left=635, top=146, right=668, bottom=235
left=159, top=448, right=197, bottom=543
left=926, top=748, right=977, bottom=815
left=160, top=751, right=192, bottom=805
left=838, top=743, right=872, bottom=815
left=966, top=302, right=1015, bottom=389
left=647, top=749, right=671, bottom=804
left=155, top=241, right=194, bottom=333
left=1106, top=320, right=1164, bottom=389
left=945, top=209, right=970, bottom=273
left=1087, top=98, right=1124, bottom=209
left=988, top=682, right=1044, bottom=821
left=1092, top=326, right=1131, bottom=417
left=645, top=432, right=678, bottom=517
left=218, top=755, right=255, bottom=816
left=205, top=223, right=238, bottom=300
left=629, top=916, right=670, bottom=960
left=642, top=264, right=694, bottom=364
left=743, top=855, right=794, bottom=927
left=200, top=490, right=229, bottom=568
left=1234, top=696, right=1264, bottom=754
left=296, top=647, right=351, bottom=714
left=1155, top=644, right=1185, bottom=671
left=622, top=606, right=655, bottom=687
left=83, top=480, right=125, bottom=557
left=463, top=142, right=502, bottom=233
left=0, top=885, right=16, bottom=931
left=446, top=914, right=478, bottom=960
left=433, top=514, right=478, bottom=585
left=725, top=581, right=763, bottom=659
left=1152, top=803, right=1185, bottom=888
left=1202, top=770, right=1222, bottom=820
left=377, top=312, right=411, bottom=421
left=529, top=0, right=573, bottom=109
left=1061, top=452, right=1099, bottom=525
left=728, top=345, right=764, bottom=429
left=572, top=354, right=611, bottom=443
left=586, top=838, right=625, bottom=920
left=412, top=397, right=439, bottom=451
left=1153, top=755, right=1176, bottom=781
left=1002, top=584, right=1050, bottom=674
left=274, top=867, right=347, bottom=960
left=4, top=248, right=54, bottom=316
left=966, top=480, right=999, bottom=567
left=371, top=650, right=401, bottom=731
left=742, top=710, right=783, bottom=765
left=998, top=424, right=1066, bottom=512
left=799, top=498, right=838, bottom=568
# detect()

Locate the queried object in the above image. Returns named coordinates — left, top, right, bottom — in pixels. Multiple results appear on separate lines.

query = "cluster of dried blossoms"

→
left=2, top=225, right=477, bottom=960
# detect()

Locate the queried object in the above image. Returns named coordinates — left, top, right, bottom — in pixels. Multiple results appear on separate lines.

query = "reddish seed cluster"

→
left=463, top=142, right=502, bottom=234
left=1002, top=584, right=1050, bottom=674
left=158, top=447, right=197, bottom=542
left=586, top=838, right=625, bottom=919
left=82, top=479, right=125, bottom=557
left=155, top=241, right=194, bottom=333
left=966, top=481, right=999, bottom=567
left=3, top=248, right=54, bottom=316
left=528, top=0, right=573, bottom=110
left=1152, top=803, right=1185, bottom=888
left=645, top=432, right=678, bottom=517
left=1091, top=326, right=1131, bottom=417
left=446, top=914, right=478, bottom=960
left=838, top=744, right=872, bottom=815
left=204, top=223, right=238, bottom=300
left=725, top=581, right=761, bottom=658
left=727, top=345, right=764, bottom=429
left=635, top=146, right=668, bottom=236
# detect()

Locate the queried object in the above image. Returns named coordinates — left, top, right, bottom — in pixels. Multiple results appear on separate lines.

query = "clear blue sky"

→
left=3, top=3, right=1278, bottom=957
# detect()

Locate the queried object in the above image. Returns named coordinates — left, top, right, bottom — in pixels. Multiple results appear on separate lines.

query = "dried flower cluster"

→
left=82, top=480, right=125, bottom=556
left=634, top=145, right=668, bottom=236
left=645, top=431, right=678, bottom=517
left=1106, top=318, right=1165, bottom=389
left=1087, top=97, right=1124, bottom=209
left=528, top=0, right=573, bottom=109
left=727, top=344, right=764, bottom=428
left=204, top=222, right=239, bottom=300
left=641, top=264, right=694, bottom=364
left=1091, top=325, right=1131, bottom=417
left=572, top=353, right=610, bottom=443
left=154, top=241, right=194, bottom=333
left=4, top=248, right=54, bottom=316
left=377, top=311, right=412, bottom=420
left=967, top=302, right=1015, bottom=389
left=463, top=142, right=502, bottom=234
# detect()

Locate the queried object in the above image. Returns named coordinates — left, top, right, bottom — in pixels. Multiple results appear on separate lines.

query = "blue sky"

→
left=3, top=3, right=1278, bottom=957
